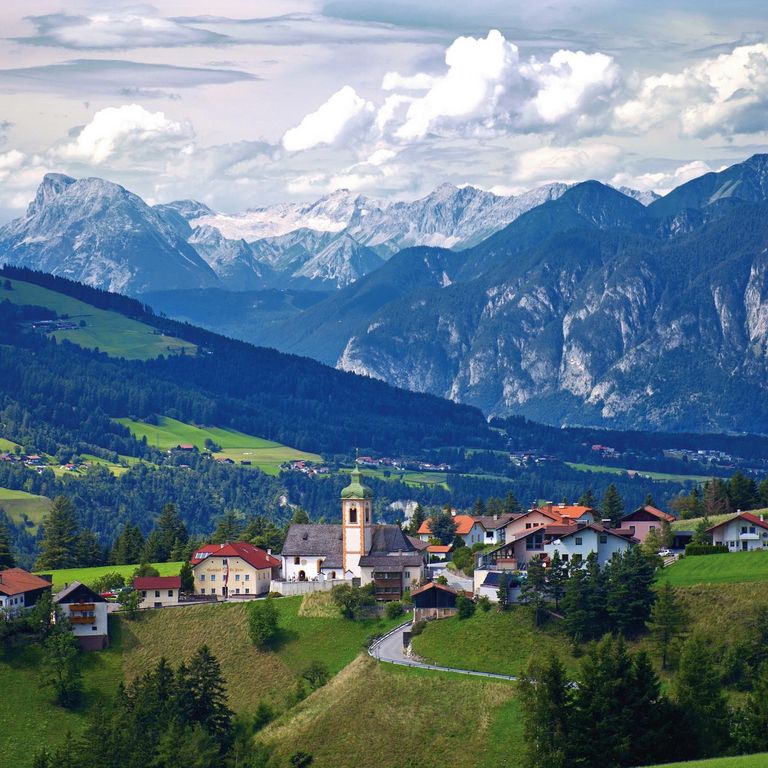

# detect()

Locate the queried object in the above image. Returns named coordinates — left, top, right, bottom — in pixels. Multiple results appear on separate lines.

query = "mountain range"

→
left=3, top=155, right=768, bottom=433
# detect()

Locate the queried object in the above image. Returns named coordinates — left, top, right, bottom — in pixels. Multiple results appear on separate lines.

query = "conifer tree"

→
left=606, top=548, right=656, bottom=638
left=647, top=581, right=688, bottom=669
left=36, top=496, right=79, bottom=570
left=186, top=644, right=233, bottom=750
left=471, top=497, right=487, bottom=516
left=154, top=502, right=188, bottom=561
left=212, top=511, right=243, bottom=543
left=179, top=561, right=195, bottom=593
left=496, top=571, right=509, bottom=611
left=740, top=661, right=768, bottom=753
left=75, top=528, right=102, bottom=567
left=111, top=523, right=145, bottom=565
left=547, top=550, right=567, bottom=610
left=521, top=556, right=548, bottom=626
left=600, top=484, right=624, bottom=526
left=503, top=490, right=521, bottom=514
left=577, top=488, right=597, bottom=508
left=0, top=520, right=16, bottom=569
left=408, top=503, right=426, bottom=536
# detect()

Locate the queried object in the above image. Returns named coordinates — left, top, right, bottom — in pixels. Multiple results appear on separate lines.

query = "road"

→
left=369, top=621, right=517, bottom=681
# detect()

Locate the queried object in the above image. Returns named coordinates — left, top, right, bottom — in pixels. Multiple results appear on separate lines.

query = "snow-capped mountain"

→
left=291, top=233, right=383, bottom=288
left=0, top=174, right=218, bottom=294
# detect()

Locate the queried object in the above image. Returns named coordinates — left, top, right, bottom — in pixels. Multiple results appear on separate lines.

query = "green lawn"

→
left=39, top=561, right=183, bottom=592
left=411, top=605, right=578, bottom=676
left=348, top=466, right=449, bottom=488
left=648, top=755, right=768, bottom=768
left=0, top=278, right=196, bottom=360
left=566, top=462, right=713, bottom=484
left=670, top=513, right=734, bottom=532
left=663, top=550, right=768, bottom=586
left=0, top=616, right=124, bottom=768
left=0, top=486, right=51, bottom=531
left=0, top=437, right=20, bottom=452
left=115, top=415, right=320, bottom=474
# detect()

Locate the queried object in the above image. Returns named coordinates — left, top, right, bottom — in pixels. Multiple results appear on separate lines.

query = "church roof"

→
left=340, top=466, right=373, bottom=499
left=369, top=524, right=416, bottom=554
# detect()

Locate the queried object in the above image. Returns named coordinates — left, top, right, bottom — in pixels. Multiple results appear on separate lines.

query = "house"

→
left=417, top=514, right=486, bottom=546
left=280, top=467, right=426, bottom=600
left=0, top=568, right=52, bottom=615
left=621, top=505, right=675, bottom=543
left=191, top=542, right=281, bottom=597
left=474, top=570, right=523, bottom=604
left=707, top=512, right=768, bottom=551
left=134, top=576, right=181, bottom=609
left=411, top=582, right=460, bottom=621
left=544, top=524, right=638, bottom=566
left=472, top=514, right=520, bottom=544
left=54, top=582, right=109, bottom=650
left=426, top=544, right=452, bottom=562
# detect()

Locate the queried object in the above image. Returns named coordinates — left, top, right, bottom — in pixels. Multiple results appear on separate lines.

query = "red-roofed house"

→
left=190, top=542, right=281, bottom=598
left=0, top=568, right=52, bottom=615
left=620, top=505, right=676, bottom=543
left=134, top=575, right=182, bottom=609
left=707, top=512, right=768, bottom=552
left=426, top=544, right=452, bottom=561
left=418, top=514, right=486, bottom=545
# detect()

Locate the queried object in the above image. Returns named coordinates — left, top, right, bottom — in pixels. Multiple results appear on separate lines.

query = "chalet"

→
left=411, top=581, right=460, bottom=621
left=472, top=514, right=520, bottom=544
left=54, top=582, right=109, bottom=650
left=707, top=512, right=768, bottom=552
left=280, top=468, right=426, bottom=600
left=134, top=575, right=181, bottom=609
left=621, top=505, right=675, bottom=543
left=0, top=568, right=52, bottom=615
left=191, top=542, right=281, bottom=598
left=417, top=514, right=486, bottom=546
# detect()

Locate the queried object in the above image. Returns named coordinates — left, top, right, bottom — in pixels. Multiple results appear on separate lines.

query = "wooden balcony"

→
left=71, top=603, right=95, bottom=611
left=70, top=615, right=95, bottom=625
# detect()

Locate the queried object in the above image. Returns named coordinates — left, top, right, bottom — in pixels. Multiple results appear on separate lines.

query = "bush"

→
left=301, top=660, right=329, bottom=690
left=456, top=593, right=475, bottom=620
left=248, top=597, right=279, bottom=648
left=411, top=620, right=427, bottom=636
left=385, top=601, right=404, bottom=620
left=331, top=583, right=375, bottom=620
left=477, top=595, right=492, bottom=612
left=684, top=543, right=730, bottom=556
left=91, top=572, right=126, bottom=593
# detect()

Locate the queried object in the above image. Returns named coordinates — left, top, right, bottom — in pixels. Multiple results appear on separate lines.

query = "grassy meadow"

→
left=663, top=550, right=768, bottom=586
left=565, top=461, right=714, bottom=484
left=0, top=486, right=52, bottom=531
left=115, top=415, right=320, bottom=475
left=1, top=277, right=196, bottom=360
left=39, top=561, right=183, bottom=592
left=648, top=756, right=768, bottom=768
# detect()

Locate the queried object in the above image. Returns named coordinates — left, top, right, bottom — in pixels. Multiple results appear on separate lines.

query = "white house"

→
left=544, top=524, right=637, bottom=566
left=134, top=576, right=181, bottom=608
left=0, top=568, right=52, bottom=615
left=707, top=512, right=768, bottom=552
left=54, top=581, right=109, bottom=651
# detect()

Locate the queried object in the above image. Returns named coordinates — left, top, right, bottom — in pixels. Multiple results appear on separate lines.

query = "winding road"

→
left=368, top=621, right=518, bottom=681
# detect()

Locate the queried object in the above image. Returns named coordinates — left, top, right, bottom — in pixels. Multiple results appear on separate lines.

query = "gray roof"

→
left=474, top=514, right=520, bottom=530
left=282, top=524, right=342, bottom=559
left=369, top=524, right=416, bottom=554
left=407, top=535, right=430, bottom=551
left=359, top=552, right=424, bottom=568
left=54, top=581, right=105, bottom=604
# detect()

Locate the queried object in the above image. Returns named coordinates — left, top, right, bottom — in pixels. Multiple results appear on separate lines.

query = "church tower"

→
left=340, top=466, right=374, bottom=578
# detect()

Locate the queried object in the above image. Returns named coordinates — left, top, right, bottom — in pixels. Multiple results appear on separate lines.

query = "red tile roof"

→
left=190, top=541, right=280, bottom=570
left=623, top=505, right=675, bottom=523
left=537, top=504, right=594, bottom=520
left=427, top=545, right=452, bottom=553
left=410, top=581, right=459, bottom=597
left=0, top=568, right=52, bottom=597
left=133, top=576, right=181, bottom=590
left=707, top=511, right=768, bottom=533
left=418, top=514, right=477, bottom=537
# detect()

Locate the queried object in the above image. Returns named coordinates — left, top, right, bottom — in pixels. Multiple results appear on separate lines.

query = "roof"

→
left=54, top=581, right=105, bottom=604
left=190, top=541, right=280, bottom=570
left=418, top=514, right=477, bottom=537
left=473, top=514, right=519, bottom=530
left=282, top=524, right=343, bottom=559
left=707, top=511, right=768, bottom=533
left=133, top=576, right=181, bottom=590
left=0, top=568, right=52, bottom=597
left=622, top=505, right=675, bottom=523
left=536, top=504, right=594, bottom=520
left=369, top=524, right=416, bottom=555
left=407, top=535, right=430, bottom=551
left=548, top=523, right=639, bottom=544
left=358, top=552, right=424, bottom=568
left=410, top=581, right=459, bottom=597
left=481, top=572, right=521, bottom=588
left=427, top=545, right=452, bottom=553
left=341, top=466, right=373, bottom=499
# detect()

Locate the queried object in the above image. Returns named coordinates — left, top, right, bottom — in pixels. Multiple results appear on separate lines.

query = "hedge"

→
left=684, top=543, right=730, bottom=556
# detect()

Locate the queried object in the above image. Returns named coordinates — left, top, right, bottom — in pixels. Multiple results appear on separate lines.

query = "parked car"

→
left=658, top=549, right=672, bottom=557
left=100, top=591, right=119, bottom=601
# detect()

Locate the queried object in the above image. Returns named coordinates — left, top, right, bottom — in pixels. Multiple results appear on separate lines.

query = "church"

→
left=280, top=466, right=426, bottom=600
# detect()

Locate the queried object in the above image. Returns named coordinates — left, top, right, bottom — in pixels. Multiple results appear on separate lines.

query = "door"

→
left=742, top=541, right=749, bottom=551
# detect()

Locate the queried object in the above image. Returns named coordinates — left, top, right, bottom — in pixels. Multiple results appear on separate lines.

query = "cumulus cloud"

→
left=18, top=11, right=229, bottom=49
left=615, top=43, right=768, bottom=138
left=56, top=104, right=194, bottom=165
left=282, top=86, right=375, bottom=152
left=610, top=160, right=715, bottom=194
left=513, top=144, right=624, bottom=185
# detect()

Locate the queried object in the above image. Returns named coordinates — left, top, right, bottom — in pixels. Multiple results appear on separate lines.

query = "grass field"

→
left=670, top=513, right=734, bottom=532
left=0, top=486, right=51, bottom=531
left=566, top=462, right=713, bottom=484
left=351, top=466, right=449, bottom=488
left=120, top=596, right=400, bottom=712
left=648, top=755, right=768, bottom=767
left=1, top=278, right=196, bottom=360
left=39, top=561, right=183, bottom=592
left=115, top=415, right=320, bottom=475
left=662, top=550, right=768, bottom=586
left=0, top=437, right=20, bottom=452
left=0, top=616, right=124, bottom=768
left=260, top=655, right=522, bottom=768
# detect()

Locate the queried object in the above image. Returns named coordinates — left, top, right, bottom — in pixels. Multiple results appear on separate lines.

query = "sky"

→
left=0, top=0, right=765, bottom=220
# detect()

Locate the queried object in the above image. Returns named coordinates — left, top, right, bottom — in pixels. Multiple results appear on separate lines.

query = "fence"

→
left=269, top=578, right=348, bottom=596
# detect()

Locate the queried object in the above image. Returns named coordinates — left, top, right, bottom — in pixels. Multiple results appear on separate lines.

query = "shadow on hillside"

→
left=266, top=626, right=299, bottom=651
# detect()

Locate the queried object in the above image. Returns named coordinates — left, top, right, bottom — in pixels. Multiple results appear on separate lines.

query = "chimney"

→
left=451, top=508, right=456, bottom=517
left=267, top=548, right=272, bottom=555
left=494, top=513, right=499, bottom=520
left=761, top=515, right=765, bottom=522
left=547, top=502, right=553, bottom=514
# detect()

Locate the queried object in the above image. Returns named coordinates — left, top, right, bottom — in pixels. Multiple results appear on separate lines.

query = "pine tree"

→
left=647, top=581, right=688, bottom=669
left=518, top=655, right=573, bottom=768
left=577, top=488, right=597, bottom=508
left=111, top=524, right=145, bottom=565
left=644, top=493, right=656, bottom=507
left=180, top=561, right=195, bottom=593
left=0, top=520, right=16, bottom=569
left=675, top=633, right=730, bottom=759
left=728, top=471, right=758, bottom=511
left=502, top=491, right=521, bottom=515
left=606, top=548, right=656, bottom=638
left=547, top=550, right=567, bottom=610
left=600, top=484, right=624, bottom=527
left=36, top=496, right=79, bottom=570
left=703, top=478, right=731, bottom=517
left=471, top=497, right=487, bottom=516
left=154, top=503, right=188, bottom=562
left=212, top=511, right=242, bottom=544
left=496, top=571, right=509, bottom=611
left=521, top=556, right=548, bottom=626
left=75, top=528, right=102, bottom=567
left=740, top=661, right=768, bottom=753
left=290, top=507, right=310, bottom=525
left=408, top=503, right=426, bottom=536
left=186, top=645, right=233, bottom=749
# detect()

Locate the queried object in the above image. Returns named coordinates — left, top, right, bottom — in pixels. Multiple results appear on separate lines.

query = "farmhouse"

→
left=280, top=467, right=425, bottom=600
left=417, top=513, right=486, bottom=546
left=707, top=511, right=768, bottom=551
left=0, top=568, right=52, bottom=615
left=191, top=541, right=281, bottom=597
left=621, top=505, right=675, bottom=542
left=54, top=581, right=109, bottom=651
left=134, top=575, right=181, bottom=608
left=411, top=581, right=460, bottom=621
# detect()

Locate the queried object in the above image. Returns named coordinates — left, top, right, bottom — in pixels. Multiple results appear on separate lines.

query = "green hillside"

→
left=566, top=462, right=713, bottom=483
left=0, top=277, right=195, bottom=359
left=39, top=561, right=183, bottom=593
left=670, top=513, right=733, bottom=531
left=648, top=755, right=768, bottom=767
left=0, top=487, right=51, bottom=531
left=115, top=416, right=321, bottom=475
left=663, top=550, right=768, bottom=586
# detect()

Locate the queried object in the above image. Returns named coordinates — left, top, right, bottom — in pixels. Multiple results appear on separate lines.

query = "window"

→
left=235, top=588, right=240, bottom=594
left=629, top=525, right=635, bottom=534
left=222, top=559, right=228, bottom=566
left=599, top=535, right=607, bottom=544
left=245, top=574, right=250, bottom=581
left=742, top=526, right=748, bottom=533
left=235, top=574, right=240, bottom=581
left=750, top=527, right=756, bottom=534
left=245, top=588, right=250, bottom=594
left=365, top=505, right=370, bottom=523
left=199, top=574, right=205, bottom=581
left=525, top=523, right=532, bottom=529
left=210, top=587, right=216, bottom=594
left=210, top=574, right=216, bottom=581
left=141, top=591, right=147, bottom=597
left=575, top=537, right=583, bottom=545
left=561, top=554, right=569, bottom=562
left=167, top=590, right=173, bottom=597
left=154, top=590, right=160, bottom=598
left=649, top=525, right=656, bottom=532
left=349, top=507, right=357, bottom=524
left=200, top=588, right=205, bottom=595
left=294, top=556, right=300, bottom=565
left=405, top=571, right=410, bottom=579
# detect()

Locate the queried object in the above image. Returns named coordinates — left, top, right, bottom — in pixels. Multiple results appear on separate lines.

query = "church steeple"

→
left=340, top=460, right=374, bottom=578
